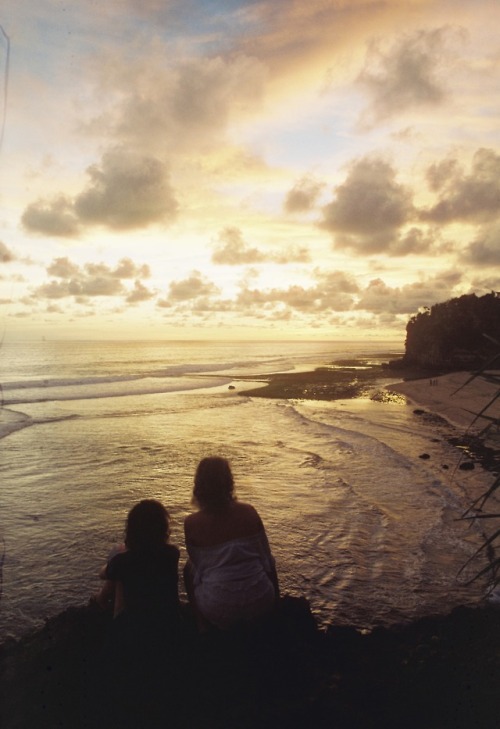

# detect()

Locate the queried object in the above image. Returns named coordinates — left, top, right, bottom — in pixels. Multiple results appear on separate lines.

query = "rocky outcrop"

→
left=1, top=598, right=500, bottom=729
left=398, top=293, right=500, bottom=371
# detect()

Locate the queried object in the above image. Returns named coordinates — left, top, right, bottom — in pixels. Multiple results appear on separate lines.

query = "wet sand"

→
left=236, top=359, right=399, bottom=401
left=387, top=371, right=500, bottom=435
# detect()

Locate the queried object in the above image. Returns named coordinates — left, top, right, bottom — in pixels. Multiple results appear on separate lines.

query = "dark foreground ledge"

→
left=1, top=597, right=500, bottom=729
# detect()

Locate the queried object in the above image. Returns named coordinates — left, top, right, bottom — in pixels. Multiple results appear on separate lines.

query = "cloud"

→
left=237, top=269, right=359, bottom=313
left=315, top=268, right=359, bottom=295
left=211, top=227, right=311, bottom=265
left=356, top=270, right=463, bottom=315
left=33, top=256, right=151, bottom=301
left=156, top=297, right=172, bottom=309
left=212, top=227, right=266, bottom=264
left=0, top=241, right=15, bottom=262
left=271, top=246, right=311, bottom=264
left=388, top=227, right=437, bottom=256
left=462, top=223, right=500, bottom=265
left=47, top=256, right=150, bottom=280
left=21, top=196, right=81, bottom=237
left=190, top=297, right=235, bottom=313
left=237, top=284, right=317, bottom=310
left=47, top=257, right=81, bottom=278
left=89, top=53, right=267, bottom=154
left=357, top=28, right=452, bottom=128
left=35, top=276, right=123, bottom=299
left=74, top=149, right=178, bottom=229
left=469, top=274, right=500, bottom=294
left=421, top=148, right=500, bottom=225
left=113, top=257, right=151, bottom=279
left=126, top=280, right=155, bottom=303
left=284, top=177, right=324, bottom=213
left=22, top=149, right=179, bottom=236
left=166, top=271, right=220, bottom=302
left=157, top=267, right=359, bottom=318
left=320, top=156, right=414, bottom=254
left=425, top=158, right=461, bottom=192
left=171, top=56, right=265, bottom=137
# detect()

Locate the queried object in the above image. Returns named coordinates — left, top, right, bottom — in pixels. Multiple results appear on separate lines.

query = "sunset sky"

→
left=0, top=0, right=499, bottom=341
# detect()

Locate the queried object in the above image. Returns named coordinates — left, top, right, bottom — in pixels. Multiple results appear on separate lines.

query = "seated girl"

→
left=92, top=502, right=183, bottom=726
left=96, top=499, right=180, bottom=627
left=184, top=456, right=279, bottom=631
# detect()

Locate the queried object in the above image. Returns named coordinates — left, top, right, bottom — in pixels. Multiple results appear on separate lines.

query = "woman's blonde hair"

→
left=193, top=456, right=235, bottom=510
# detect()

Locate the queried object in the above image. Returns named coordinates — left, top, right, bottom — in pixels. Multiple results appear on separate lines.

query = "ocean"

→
left=0, top=340, right=493, bottom=640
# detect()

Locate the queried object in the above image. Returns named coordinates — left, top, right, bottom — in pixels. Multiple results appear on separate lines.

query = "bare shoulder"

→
left=184, top=501, right=265, bottom=547
left=184, top=511, right=202, bottom=535
left=233, top=501, right=263, bottom=527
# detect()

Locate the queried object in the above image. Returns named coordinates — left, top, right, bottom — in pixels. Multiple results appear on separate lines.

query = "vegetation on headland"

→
left=390, top=292, right=500, bottom=371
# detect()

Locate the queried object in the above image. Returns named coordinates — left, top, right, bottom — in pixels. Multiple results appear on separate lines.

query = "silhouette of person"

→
left=184, top=456, right=279, bottom=631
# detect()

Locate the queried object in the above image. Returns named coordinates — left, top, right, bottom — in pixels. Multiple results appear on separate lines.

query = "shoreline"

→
left=234, top=356, right=408, bottom=401
left=235, top=362, right=500, bottom=470
left=386, top=370, right=500, bottom=437
left=387, top=371, right=500, bottom=475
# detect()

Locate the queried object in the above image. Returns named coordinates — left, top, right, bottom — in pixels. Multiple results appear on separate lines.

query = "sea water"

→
left=0, top=340, right=493, bottom=640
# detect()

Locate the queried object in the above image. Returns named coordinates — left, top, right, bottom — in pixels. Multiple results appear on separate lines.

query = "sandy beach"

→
left=388, top=371, right=500, bottom=436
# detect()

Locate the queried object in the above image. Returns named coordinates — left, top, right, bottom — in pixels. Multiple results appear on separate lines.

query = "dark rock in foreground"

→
left=1, top=597, right=500, bottom=728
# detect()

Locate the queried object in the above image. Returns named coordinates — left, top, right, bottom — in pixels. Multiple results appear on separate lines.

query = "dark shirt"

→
left=105, top=544, right=180, bottom=622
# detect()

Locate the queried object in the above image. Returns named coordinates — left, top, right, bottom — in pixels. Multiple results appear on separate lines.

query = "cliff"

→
left=394, top=292, right=500, bottom=371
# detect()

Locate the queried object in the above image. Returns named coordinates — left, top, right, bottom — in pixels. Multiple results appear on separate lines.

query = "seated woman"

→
left=97, top=499, right=180, bottom=627
left=184, top=456, right=279, bottom=631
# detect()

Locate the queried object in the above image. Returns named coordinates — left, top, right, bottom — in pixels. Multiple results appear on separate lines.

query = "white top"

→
left=187, top=530, right=276, bottom=628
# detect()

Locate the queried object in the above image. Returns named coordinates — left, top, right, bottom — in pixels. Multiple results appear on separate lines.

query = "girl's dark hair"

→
left=125, top=499, right=170, bottom=551
left=193, top=456, right=235, bottom=511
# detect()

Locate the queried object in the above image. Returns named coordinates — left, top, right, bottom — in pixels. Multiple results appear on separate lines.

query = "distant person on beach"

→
left=184, top=456, right=279, bottom=631
left=95, top=499, right=180, bottom=626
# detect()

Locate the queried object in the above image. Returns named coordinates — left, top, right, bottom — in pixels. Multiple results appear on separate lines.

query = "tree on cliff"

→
left=402, top=292, right=500, bottom=369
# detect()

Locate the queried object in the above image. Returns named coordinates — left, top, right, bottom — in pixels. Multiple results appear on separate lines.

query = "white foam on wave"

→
left=2, top=375, right=231, bottom=406
left=281, top=399, right=415, bottom=473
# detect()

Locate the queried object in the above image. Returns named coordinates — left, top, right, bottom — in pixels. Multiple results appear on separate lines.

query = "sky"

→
left=0, top=0, right=499, bottom=342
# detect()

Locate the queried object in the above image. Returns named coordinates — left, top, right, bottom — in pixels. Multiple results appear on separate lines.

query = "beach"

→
left=238, top=364, right=500, bottom=437
left=388, top=371, right=500, bottom=436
